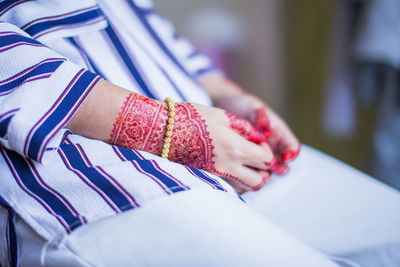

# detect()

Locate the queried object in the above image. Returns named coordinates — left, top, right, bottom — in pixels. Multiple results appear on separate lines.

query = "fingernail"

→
left=281, top=151, right=295, bottom=162
left=272, top=163, right=289, bottom=176
left=281, top=149, right=300, bottom=163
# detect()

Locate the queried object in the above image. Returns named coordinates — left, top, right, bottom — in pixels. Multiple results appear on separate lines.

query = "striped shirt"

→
left=0, top=0, right=236, bottom=262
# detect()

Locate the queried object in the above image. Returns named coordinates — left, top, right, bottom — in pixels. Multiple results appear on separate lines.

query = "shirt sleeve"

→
left=0, top=21, right=101, bottom=163
left=135, top=3, right=219, bottom=78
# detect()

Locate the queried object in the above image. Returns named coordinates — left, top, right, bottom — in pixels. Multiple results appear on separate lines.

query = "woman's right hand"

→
left=108, top=92, right=274, bottom=192
left=67, top=80, right=273, bottom=192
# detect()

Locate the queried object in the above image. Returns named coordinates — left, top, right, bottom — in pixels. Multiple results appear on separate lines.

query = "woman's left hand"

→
left=199, top=73, right=301, bottom=176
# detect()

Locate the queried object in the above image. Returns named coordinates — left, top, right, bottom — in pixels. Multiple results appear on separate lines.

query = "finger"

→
left=270, top=160, right=289, bottom=175
left=265, top=112, right=301, bottom=162
left=271, top=131, right=300, bottom=163
left=219, top=165, right=270, bottom=191
left=238, top=140, right=274, bottom=170
left=254, top=108, right=271, bottom=138
left=263, top=152, right=290, bottom=175
left=226, top=170, right=271, bottom=194
left=225, top=111, right=265, bottom=144
left=280, top=145, right=301, bottom=163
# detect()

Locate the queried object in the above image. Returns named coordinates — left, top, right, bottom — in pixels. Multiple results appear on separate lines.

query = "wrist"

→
left=108, top=93, right=169, bottom=155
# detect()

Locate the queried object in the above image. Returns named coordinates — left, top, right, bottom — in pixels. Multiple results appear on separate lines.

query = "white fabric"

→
left=1, top=0, right=400, bottom=265
left=6, top=145, right=400, bottom=266
left=0, top=0, right=226, bottom=242
left=244, top=145, right=400, bottom=266
left=14, top=190, right=338, bottom=267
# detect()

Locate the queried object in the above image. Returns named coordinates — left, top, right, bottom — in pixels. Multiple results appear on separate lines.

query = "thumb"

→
left=225, top=112, right=265, bottom=144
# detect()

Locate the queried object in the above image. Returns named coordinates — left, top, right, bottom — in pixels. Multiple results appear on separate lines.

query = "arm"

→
left=137, top=6, right=300, bottom=173
left=67, top=79, right=274, bottom=192
left=0, top=22, right=100, bottom=163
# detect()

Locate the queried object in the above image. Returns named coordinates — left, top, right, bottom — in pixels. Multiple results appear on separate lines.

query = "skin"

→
left=67, top=79, right=274, bottom=192
left=198, top=71, right=301, bottom=178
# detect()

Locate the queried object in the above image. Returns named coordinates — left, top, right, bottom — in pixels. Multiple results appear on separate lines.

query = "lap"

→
left=243, top=145, right=400, bottom=266
left=7, top=145, right=400, bottom=266
left=15, top=190, right=337, bottom=267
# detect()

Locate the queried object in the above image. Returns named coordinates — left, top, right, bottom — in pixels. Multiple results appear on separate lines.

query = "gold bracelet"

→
left=161, top=98, right=175, bottom=159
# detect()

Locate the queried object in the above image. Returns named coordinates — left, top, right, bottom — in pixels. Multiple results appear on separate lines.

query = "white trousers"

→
left=6, top=145, right=400, bottom=266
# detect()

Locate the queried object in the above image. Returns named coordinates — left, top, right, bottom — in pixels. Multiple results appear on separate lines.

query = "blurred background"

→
left=156, top=0, right=400, bottom=190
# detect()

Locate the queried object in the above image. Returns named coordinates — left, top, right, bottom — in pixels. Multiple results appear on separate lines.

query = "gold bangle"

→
left=161, top=98, right=175, bottom=159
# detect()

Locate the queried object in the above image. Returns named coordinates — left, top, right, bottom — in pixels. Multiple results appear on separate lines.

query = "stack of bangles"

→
left=161, top=97, right=175, bottom=159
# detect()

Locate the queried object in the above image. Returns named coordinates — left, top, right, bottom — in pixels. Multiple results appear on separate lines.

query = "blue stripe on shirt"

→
left=187, top=167, right=226, bottom=192
left=0, top=0, right=30, bottom=16
left=0, top=115, right=13, bottom=138
left=66, top=36, right=105, bottom=78
left=0, top=109, right=19, bottom=138
left=26, top=69, right=99, bottom=161
left=114, top=146, right=187, bottom=193
left=125, top=1, right=199, bottom=84
left=23, top=7, right=104, bottom=38
left=1, top=148, right=83, bottom=232
left=59, top=143, right=134, bottom=212
left=0, top=58, right=65, bottom=95
left=104, top=24, right=155, bottom=99
left=0, top=33, right=43, bottom=51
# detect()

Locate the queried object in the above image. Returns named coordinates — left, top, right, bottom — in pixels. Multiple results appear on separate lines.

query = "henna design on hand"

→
left=254, top=108, right=271, bottom=139
left=225, top=112, right=265, bottom=144
left=109, top=93, right=215, bottom=170
left=281, top=147, right=301, bottom=163
left=109, top=93, right=265, bottom=192
left=108, top=93, right=168, bottom=155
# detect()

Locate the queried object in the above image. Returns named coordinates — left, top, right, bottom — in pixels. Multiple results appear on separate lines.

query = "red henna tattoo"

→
left=108, top=93, right=168, bottom=155
left=109, top=93, right=259, bottom=191
left=281, top=145, right=301, bottom=163
left=254, top=108, right=271, bottom=139
left=225, top=112, right=265, bottom=144
left=167, top=103, right=215, bottom=170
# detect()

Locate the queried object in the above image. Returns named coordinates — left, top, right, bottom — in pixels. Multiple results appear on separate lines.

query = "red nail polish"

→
left=281, top=148, right=300, bottom=163
left=272, top=163, right=289, bottom=175
left=281, top=151, right=295, bottom=162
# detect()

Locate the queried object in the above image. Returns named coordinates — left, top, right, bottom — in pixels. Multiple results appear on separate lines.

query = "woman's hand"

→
left=108, top=92, right=274, bottom=192
left=199, top=72, right=301, bottom=175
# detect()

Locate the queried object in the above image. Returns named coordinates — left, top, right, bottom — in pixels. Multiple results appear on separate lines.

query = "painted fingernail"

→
left=281, top=147, right=301, bottom=162
left=272, top=163, right=289, bottom=176
left=281, top=150, right=296, bottom=163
